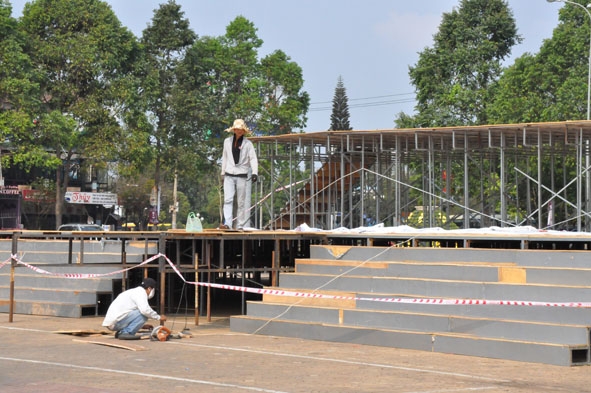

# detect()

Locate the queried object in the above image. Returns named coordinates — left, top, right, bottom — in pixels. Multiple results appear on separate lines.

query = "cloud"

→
left=374, top=11, right=442, bottom=53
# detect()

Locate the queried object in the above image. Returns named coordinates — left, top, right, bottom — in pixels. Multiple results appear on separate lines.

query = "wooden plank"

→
left=53, top=329, right=109, bottom=336
left=498, top=267, right=526, bottom=283
left=73, top=337, right=148, bottom=351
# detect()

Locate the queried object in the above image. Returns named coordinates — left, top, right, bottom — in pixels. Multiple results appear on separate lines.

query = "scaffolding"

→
left=249, top=121, right=591, bottom=232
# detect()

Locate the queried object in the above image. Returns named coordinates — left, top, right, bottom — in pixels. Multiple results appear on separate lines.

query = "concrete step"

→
left=259, top=286, right=591, bottom=326
left=310, top=245, right=591, bottom=268
left=230, top=316, right=585, bottom=367
left=0, top=299, right=99, bottom=318
left=296, top=259, right=510, bottom=282
left=244, top=302, right=590, bottom=346
left=0, top=286, right=100, bottom=304
left=278, top=272, right=591, bottom=303
left=357, top=295, right=591, bottom=325
left=1, top=250, right=150, bottom=264
left=296, top=259, right=591, bottom=286
left=0, top=273, right=118, bottom=291
left=0, top=238, right=157, bottom=253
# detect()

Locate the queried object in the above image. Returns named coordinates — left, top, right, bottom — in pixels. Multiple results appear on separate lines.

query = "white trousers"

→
left=223, top=175, right=248, bottom=229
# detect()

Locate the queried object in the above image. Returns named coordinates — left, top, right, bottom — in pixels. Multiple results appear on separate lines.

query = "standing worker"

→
left=219, top=119, right=258, bottom=230
left=102, top=277, right=167, bottom=340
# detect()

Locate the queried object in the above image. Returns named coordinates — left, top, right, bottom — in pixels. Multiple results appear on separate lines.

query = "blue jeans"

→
left=112, top=309, right=147, bottom=335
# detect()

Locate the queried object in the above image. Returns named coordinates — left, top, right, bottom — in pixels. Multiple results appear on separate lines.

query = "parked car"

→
left=58, top=223, right=105, bottom=231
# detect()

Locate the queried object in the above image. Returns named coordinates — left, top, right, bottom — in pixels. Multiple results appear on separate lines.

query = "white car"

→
left=58, top=223, right=105, bottom=231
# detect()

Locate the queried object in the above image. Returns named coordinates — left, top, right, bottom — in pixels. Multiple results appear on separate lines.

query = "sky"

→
left=8, top=0, right=565, bottom=132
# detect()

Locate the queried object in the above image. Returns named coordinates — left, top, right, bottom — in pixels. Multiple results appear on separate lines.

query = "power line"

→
left=310, top=92, right=415, bottom=106
left=309, top=97, right=415, bottom=112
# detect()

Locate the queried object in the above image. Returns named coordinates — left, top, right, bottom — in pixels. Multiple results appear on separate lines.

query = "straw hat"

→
left=225, top=119, right=250, bottom=134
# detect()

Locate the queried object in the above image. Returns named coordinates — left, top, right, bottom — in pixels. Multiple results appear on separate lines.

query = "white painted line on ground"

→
left=0, top=326, right=47, bottom=333
left=0, top=356, right=290, bottom=393
left=402, top=388, right=498, bottom=393
left=171, top=342, right=510, bottom=384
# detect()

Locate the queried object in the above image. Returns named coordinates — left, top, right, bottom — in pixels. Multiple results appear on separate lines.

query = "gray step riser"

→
left=246, top=302, right=589, bottom=345
left=247, top=302, right=340, bottom=324
left=357, top=299, right=591, bottom=325
left=0, top=302, right=88, bottom=318
left=0, top=276, right=115, bottom=291
left=310, top=246, right=591, bottom=268
left=0, top=288, right=97, bottom=303
left=433, top=334, right=577, bottom=367
left=279, top=274, right=591, bottom=303
left=0, top=239, right=157, bottom=254
left=0, top=252, right=147, bottom=264
left=345, top=310, right=588, bottom=345
left=298, top=264, right=500, bottom=282
left=298, top=263, right=591, bottom=286
left=526, top=269, right=591, bottom=286
left=230, top=317, right=578, bottom=367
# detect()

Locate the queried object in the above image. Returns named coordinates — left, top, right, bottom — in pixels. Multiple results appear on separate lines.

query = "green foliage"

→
left=0, top=0, right=42, bottom=170
left=115, top=174, right=153, bottom=229
left=330, top=75, right=352, bottom=131
left=489, top=0, right=591, bottom=123
left=2, top=1, right=310, bottom=228
left=398, top=0, right=521, bottom=127
left=15, top=0, right=143, bottom=226
left=176, top=15, right=309, bottom=217
left=139, top=0, right=197, bottom=191
left=406, top=208, right=458, bottom=230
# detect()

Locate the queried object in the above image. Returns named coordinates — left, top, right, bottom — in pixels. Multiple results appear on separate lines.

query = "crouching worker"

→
left=102, top=277, right=167, bottom=340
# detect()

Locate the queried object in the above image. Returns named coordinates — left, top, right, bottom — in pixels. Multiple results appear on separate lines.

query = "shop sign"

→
left=65, top=191, right=118, bottom=205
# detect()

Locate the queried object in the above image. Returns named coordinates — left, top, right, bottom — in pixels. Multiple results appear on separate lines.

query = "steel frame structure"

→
left=249, top=121, right=591, bottom=232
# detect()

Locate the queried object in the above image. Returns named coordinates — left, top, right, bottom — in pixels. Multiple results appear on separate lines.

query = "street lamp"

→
left=547, top=0, right=591, bottom=120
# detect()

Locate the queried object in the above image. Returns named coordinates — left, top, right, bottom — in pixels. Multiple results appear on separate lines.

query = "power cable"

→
left=309, top=92, right=415, bottom=106
left=309, top=98, right=415, bottom=112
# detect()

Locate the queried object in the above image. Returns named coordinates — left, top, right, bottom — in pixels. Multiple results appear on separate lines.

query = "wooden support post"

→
left=121, top=237, right=127, bottom=291
left=194, top=252, right=199, bottom=326
left=8, top=232, right=18, bottom=323
left=68, top=237, right=73, bottom=264
left=271, top=250, right=276, bottom=287
left=160, top=270, right=166, bottom=316
left=79, top=237, right=84, bottom=264
left=207, top=240, right=212, bottom=322
left=158, top=233, right=166, bottom=315
left=241, top=239, right=246, bottom=315
left=271, top=239, right=280, bottom=287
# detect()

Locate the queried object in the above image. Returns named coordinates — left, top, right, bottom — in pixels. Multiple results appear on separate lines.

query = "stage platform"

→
left=1, top=226, right=591, bottom=322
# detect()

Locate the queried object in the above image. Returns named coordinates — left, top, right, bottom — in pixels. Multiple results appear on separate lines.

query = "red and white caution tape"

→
left=0, top=257, right=12, bottom=269
left=158, top=253, right=591, bottom=308
left=6, top=253, right=161, bottom=279
left=3, top=252, right=591, bottom=308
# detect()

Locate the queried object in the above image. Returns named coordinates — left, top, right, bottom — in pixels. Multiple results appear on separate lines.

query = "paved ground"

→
left=1, top=313, right=590, bottom=393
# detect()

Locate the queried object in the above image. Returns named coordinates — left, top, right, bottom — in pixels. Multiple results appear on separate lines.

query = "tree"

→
left=18, top=0, right=142, bottom=228
left=257, top=49, right=310, bottom=134
left=0, top=1, right=53, bottom=175
left=397, top=0, right=521, bottom=128
left=177, top=16, right=309, bottom=222
left=484, top=1, right=591, bottom=229
left=329, top=75, right=352, bottom=131
left=488, top=0, right=591, bottom=123
left=139, top=0, right=196, bottom=222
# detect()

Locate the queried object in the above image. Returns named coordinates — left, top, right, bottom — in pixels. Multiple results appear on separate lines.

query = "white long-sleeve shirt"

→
left=221, top=136, right=258, bottom=176
left=102, top=286, right=160, bottom=329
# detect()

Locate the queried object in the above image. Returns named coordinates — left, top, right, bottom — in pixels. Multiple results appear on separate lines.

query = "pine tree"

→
left=330, top=75, right=352, bottom=130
